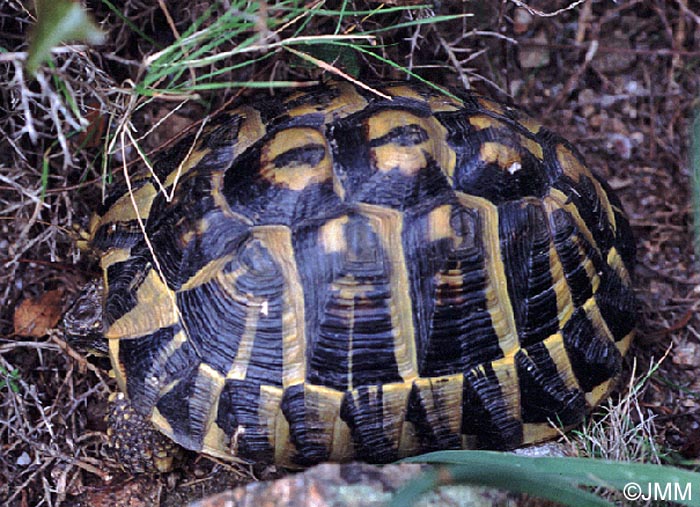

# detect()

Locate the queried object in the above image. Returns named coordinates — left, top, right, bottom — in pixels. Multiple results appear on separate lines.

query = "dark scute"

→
left=548, top=208, right=594, bottom=307
left=205, top=113, right=244, bottom=148
left=461, top=366, right=523, bottom=450
left=591, top=173, right=636, bottom=272
left=280, top=385, right=331, bottom=466
left=151, top=133, right=198, bottom=183
left=308, top=215, right=402, bottom=390
left=119, top=325, right=200, bottom=415
left=103, top=252, right=150, bottom=328
left=613, top=207, right=636, bottom=273
left=330, top=109, right=453, bottom=211
left=498, top=201, right=559, bottom=347
left=147, top=151, right=251, bottom=290
left=273, top=143, right=326, bottom=168
left=230, top=241, right=286, bottom=386
left=438, top=113, right=551, bottom=203
left=405, top=381, right=462, bottom=452
left=216, top=380, right=274, bottom=463
left=339, top=387, right=398, bottom=463
left=177, top=280, right=248, bottom=376
left=515, top=344, right=586, bottom=426
left=561, top=308, right=622, bottom=392
left=556, top=174, right=615, bottom=257
left=223, top=138, right=344, bottom=225
left=155, top=369, right=202, bottom=450
left=595, top=268, right=637, bottom=341
left=368, top=124, right=429, bottom=148
left=407, top=207, right=503, bottom=377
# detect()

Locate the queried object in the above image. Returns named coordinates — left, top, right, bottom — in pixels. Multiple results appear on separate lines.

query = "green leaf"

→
left=26, top=0, right=105, bottom=75
left=392, top=451, right=700, bottom=507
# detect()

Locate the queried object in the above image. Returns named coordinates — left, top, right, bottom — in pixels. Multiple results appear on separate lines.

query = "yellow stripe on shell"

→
left=585, top=377, right=614, bottom=407
left=408, top=375, right=463, bottom=447
left=225, top=289, right=262, bottom=381
left=469, top=114, right=504, bottom=131
left=544, top=188, right=602, bottom=260
left=522, top=422, right=564, bottom=445
left=302, top=384, right=352, bottom=462
left=100, top=247, right=132, bottom=272
left=209, top=170, right=256, bottom=225
left=615, top=330, right=634, bottom=356
left=384, top=84, right=424, bottom=101
left=583, top=297, right=615, bottom=344
left=163, top=148, right=210, bottom=189
left=426, top=204, right=453, bottom=243
left=477, top=97, right=507, bottom=116
left=106, top=267, right=178, bottom=340
left=455, top=193, right=520, bottom=357
left=228, top=106, right=266, bottom=158
left=93, top=182, right=157, bottom=242
left=192, top=363, right=226, bottom=453
left=480, top=142, right=522, bottom=173
left=517, top=115, right=542, bottom=135
left=285, top=81, right=368, bottom=121
left=150, top=407, right=175, bottom=442
left=606, top=246, right=631, bottom=285
left=254, top=385, right=288, bottom=465
left=319, top=215, right=349, bottom=254
left=549, top=241, right=575, bottom=329
left=180, top=254, right=236, bottom=292
left=358, top=204, right=418, bottom=383
left=488, top=354, right=521, bottom=423
left=366, top=110, right=456, bottom=180
left=252, top=226, right=306, bottom=387
left=555, top=144, right=617, bottom=232
left=519, top=135, right=544, bottom=160
left=541, top=332, right=580, bottom=391
left=260, top=128, right=332, bottom=191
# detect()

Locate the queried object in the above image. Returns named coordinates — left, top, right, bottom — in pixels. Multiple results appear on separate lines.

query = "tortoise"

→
left=66, top=79, right=636, bottom=472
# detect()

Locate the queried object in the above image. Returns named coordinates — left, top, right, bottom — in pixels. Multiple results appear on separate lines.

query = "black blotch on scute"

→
left=273, top=144, right=326, bottom=168
left=368, top=124, right=429, bottom=147
left=515, top=343, right=586, bottom=425
left=103, top=251, right=150, bottom=328
left=280, top=385, right=331, bottom=466
left=594, top=268, right=637, bottom=341
left=438, top=112, right=551, bottom=203
left=405, top=381, right=462, bottom=452
left=339, top=386, right=398, bottom=463
left=461, top=366, right=523, bottom=450
left=548, top=208, right=594, bottom=307
left=155, top=368, right=199, bottom=449
left=119, top=326, right=175, bottom=412
left=498, top=201, right=559, bottom=347
left=561, top=308, right=622, bottom=392
left=216, top=380, right=274, bottom=463
left=408, top=207, right=504, bottom=378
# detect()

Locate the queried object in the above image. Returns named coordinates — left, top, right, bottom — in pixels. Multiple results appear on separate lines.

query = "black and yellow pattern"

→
left=90, top=80, right=636, bottom=468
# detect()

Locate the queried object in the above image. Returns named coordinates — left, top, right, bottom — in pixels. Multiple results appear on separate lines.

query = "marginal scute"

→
left=92, top=80, right=636, bottom=469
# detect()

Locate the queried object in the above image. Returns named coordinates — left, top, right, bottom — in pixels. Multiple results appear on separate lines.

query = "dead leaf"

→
left=14, top=289, right=64, bottom=337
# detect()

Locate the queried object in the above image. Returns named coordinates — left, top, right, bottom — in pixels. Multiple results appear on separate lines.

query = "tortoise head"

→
left=63, top=279, right=109, bottom=357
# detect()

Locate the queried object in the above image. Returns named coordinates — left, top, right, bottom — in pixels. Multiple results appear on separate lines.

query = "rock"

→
left=188, top=462, right=514, bottom=507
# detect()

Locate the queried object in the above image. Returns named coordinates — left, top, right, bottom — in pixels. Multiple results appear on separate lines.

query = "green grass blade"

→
left=398, top=451, right=700, bottom=507
left=389, top=461, right=613, bottom=507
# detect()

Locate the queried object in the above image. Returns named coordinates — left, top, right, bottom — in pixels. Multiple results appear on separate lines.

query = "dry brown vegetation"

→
left=1, top=1, right=699, bottom=505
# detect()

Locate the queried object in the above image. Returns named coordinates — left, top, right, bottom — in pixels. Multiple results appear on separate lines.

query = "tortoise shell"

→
left=90, top=80, right=636, bottom=467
